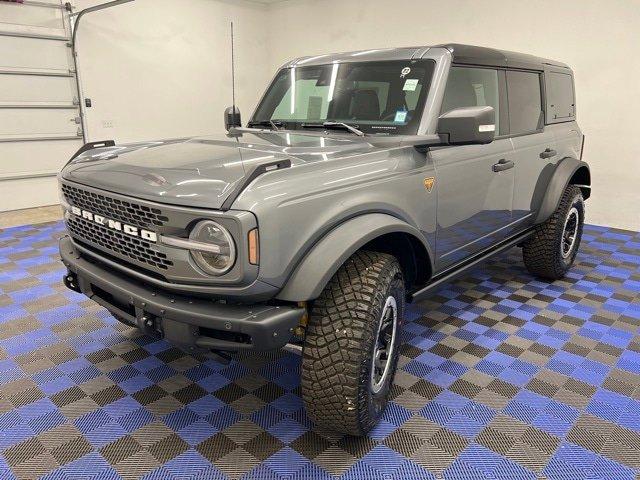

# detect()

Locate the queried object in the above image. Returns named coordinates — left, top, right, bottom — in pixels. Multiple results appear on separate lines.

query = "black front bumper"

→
left=59, top=236, right=303, bottom=351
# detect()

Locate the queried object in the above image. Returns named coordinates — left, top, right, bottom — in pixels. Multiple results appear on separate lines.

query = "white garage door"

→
left=0, top=0, right=83, bottom=211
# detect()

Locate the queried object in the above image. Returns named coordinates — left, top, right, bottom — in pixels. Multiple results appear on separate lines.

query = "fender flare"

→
left=534, top=157, right=590, bottom=224
left=276, top=213, right=432, bottom=302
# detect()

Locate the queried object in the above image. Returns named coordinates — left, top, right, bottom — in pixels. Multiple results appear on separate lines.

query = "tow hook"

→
left=139, top=314, right=161, bottom=336
left=63, top=272, right=81, bottom=293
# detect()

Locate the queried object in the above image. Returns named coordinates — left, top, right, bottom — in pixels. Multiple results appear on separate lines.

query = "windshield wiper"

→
left=246, top=120, right=284, bottom=130
left=302, top=121, right=365, bottom=137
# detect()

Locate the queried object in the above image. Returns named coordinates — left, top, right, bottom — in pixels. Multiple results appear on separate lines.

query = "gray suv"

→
left=59, top=44, right=590, bottom=435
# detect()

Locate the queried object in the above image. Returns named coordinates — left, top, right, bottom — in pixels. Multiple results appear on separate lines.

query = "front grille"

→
left=66, top=215, right=173, bottom=270
left=61, top=183, right=169, bottom=229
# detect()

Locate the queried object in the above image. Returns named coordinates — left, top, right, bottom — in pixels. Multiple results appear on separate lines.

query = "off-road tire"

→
left=301, top=251, right=405, bottom=436
left=523, top=185, right=584, bottom=280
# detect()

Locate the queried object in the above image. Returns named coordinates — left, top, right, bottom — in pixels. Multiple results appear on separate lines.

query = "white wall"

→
left=7, top=0, right=638, bottom=231
left=265, top=0, right=640, bottom=231
left=73, top=0, right=271, bottom=143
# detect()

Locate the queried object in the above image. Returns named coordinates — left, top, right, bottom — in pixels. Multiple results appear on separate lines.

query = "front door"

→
left=432, top=66, right=514, bottom=270
left=432, top=140, right=514, bottom=269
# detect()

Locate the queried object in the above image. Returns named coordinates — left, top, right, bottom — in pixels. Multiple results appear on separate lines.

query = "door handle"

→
left=540, top=148, right=557, bottom=159
left=492, top=159, right=514, bottom=172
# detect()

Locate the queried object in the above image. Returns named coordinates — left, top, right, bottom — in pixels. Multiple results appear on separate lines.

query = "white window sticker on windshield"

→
left=394, top=111, right=408, bottom=123
left=400, top=67, right=411, bottom=78
left=403, top=79, right=419, bottom=91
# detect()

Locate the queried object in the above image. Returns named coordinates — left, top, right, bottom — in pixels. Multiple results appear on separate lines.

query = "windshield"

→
left=251, top=60, right=435, bottom=135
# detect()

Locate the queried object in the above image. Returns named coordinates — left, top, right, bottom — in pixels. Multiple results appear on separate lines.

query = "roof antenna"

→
left=224, top=21, right=241, bottom=131
left=231, top=21, right=236, bottom=114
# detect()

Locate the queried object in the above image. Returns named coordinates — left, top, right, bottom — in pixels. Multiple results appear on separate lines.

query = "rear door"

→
left=507, top=70, right=559, bottom=227
left=0, top=0, right=83, bottom=211
left=432, top=66, right=515, bottom=269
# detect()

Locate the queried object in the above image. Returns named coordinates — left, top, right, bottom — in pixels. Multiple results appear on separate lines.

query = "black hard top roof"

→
left=285, top=44, right=572, bottom=72
left=436, top=43, right=571, bottom=71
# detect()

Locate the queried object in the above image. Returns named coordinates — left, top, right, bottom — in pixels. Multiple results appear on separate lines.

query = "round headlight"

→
left=189, top=220, right=236, bottom=275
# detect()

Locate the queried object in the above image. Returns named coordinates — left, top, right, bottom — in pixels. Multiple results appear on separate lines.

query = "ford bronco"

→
left=59, top=44, right=589, bottom=435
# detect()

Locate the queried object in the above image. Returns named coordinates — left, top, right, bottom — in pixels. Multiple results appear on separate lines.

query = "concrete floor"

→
left=0, top=205, right=63, bottom=229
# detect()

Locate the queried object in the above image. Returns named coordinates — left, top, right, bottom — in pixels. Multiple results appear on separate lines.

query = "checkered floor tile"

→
left=0, top=221, right=639, bottom=480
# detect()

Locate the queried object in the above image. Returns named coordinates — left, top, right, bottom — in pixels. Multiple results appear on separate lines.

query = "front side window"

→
left=252, top=60, right=435, bottom=135
left=441, top=67, right=500, bottom=133
left=507, top=70, right=543, bottom=134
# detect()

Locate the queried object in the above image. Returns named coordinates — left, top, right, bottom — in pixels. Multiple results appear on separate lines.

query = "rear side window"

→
left=441, top=67, right=500, bottom=133
left=506, top=71, right=543, bottom=135
left=546, top=72, right=575, bottom=121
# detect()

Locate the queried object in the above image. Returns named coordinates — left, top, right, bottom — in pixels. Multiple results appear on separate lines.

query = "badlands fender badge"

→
left=424, top=177, right=435, bottom=193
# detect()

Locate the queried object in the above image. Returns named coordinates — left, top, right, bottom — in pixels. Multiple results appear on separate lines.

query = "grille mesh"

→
left=61, top=183, right=169, bottom=228
left=66, top=215, right=173, bottom=270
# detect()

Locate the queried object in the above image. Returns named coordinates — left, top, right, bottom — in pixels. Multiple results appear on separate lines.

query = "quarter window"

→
left=546, top=72, right=575, bottom=121
left=441, top=67, right=500, bottom=133
left=506, top=71, right=543, bottom=135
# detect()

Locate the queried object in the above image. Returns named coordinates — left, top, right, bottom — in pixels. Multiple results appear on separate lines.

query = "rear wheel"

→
left=301, top=251, right=404, bottom=435
left=523, top=185, right=584, bottom=280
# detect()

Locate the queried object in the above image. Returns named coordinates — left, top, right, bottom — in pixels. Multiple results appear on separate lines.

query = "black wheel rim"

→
left=371, top=296, right=397, bottom=394
left=561, top=207, right=579, bottom=259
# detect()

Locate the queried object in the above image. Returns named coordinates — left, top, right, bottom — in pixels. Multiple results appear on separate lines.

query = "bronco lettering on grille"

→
left=70, top=206, right=158, bottom=242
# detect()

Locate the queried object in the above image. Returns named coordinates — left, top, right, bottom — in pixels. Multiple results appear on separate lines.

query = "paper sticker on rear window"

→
left=394, top=111, right=408, bottom=123
left=403, top=79, right=419, bottom=91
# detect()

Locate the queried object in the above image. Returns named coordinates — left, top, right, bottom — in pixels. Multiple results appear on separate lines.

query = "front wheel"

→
left=523, top=185, right=585, bottom=280
left=301, top=251, right=404, bottom=436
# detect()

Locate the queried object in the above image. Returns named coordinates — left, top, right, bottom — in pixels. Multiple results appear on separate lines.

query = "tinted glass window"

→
left=546, top=72, right=575, bottom=120
left=507, top=71, right=542, bottom=134
left=252, top=60, right=435, bottom=135
left=441, top=67, right=500, bottom=133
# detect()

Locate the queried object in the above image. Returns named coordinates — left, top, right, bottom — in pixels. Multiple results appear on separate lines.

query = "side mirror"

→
left=224, top=106, right=241, bottom=131
left=437, top=106, right=495, bottom=145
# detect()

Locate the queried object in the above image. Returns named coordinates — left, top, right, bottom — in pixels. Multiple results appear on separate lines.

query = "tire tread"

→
left=523, top=185, right=584, bottom=280
left=301, top=250, right=403, bottom=435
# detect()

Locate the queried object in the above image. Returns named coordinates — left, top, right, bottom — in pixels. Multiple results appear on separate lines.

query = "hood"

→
left=62, top=131, right=381, bottom=209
